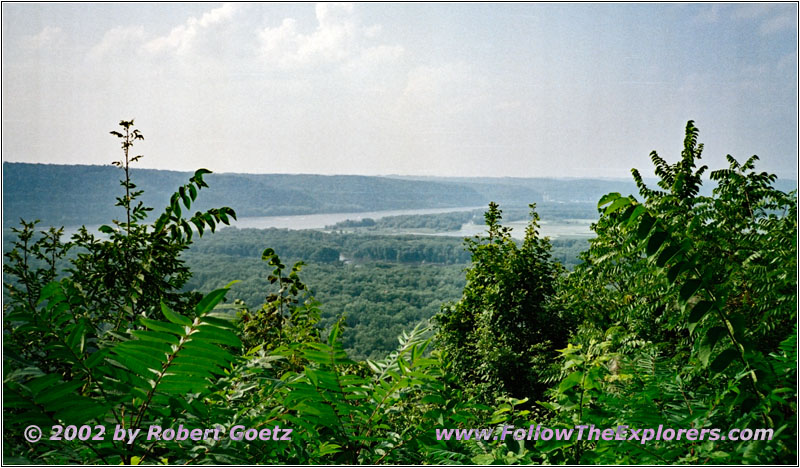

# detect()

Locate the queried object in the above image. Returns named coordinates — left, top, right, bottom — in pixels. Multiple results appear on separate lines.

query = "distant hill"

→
left=3, top=162, right=796, bottom=229
left=2, top=163, right=487, bottom=227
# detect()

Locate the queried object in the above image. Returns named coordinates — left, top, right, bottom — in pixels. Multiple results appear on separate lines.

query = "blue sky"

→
left=2, top=2, right=797, bottom=179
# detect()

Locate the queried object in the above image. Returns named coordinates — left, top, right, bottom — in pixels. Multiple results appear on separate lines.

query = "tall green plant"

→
left=3, top=120, right=240, bottom=464
left=436, top=202, right=573, bottom=404
left=544, top=121, right=797, bottom=464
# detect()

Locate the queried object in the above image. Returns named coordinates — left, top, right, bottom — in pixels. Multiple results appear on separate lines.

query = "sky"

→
left=2, top=2, right=797, bottom=179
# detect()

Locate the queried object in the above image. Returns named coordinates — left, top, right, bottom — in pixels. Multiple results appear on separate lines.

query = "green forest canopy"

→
left=3, top=120, right=796, bottom=464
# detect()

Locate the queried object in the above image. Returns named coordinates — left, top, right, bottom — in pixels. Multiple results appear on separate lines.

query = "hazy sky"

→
left=2, top=3, right=797, bottom=178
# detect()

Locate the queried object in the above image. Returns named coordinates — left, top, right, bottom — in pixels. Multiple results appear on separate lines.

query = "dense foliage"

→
left=182, top=227, right=474, bottom=265
left=181, top=227, right=586, bottom=359
left=436, top=203, right=575, bottom=403
left=3, top=121, right=796, bottom=465
left=540, top=121, right=797, bottom=464
left=185, top=254, right=466, bottom=360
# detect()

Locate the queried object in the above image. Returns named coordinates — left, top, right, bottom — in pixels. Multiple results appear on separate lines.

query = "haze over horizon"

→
left=2, top=3, right=798, bottom=179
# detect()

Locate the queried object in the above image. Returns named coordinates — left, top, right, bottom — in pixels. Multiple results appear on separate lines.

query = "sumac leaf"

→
left=161, top=301, right=192, bottom=327
left=194, top=289, right=228, bottom=316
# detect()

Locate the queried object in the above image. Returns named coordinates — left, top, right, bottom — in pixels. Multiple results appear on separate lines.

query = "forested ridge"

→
left=3, top=121, right=797, bottom=464
left=2, top=162, right=667, bottom=228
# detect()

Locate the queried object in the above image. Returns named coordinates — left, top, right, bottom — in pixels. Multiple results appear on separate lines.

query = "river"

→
left=229, top=206, right=486, bottom=230
left=62, top=206, right=485, bottom=237
left=61, top=206, right=593, bottom=240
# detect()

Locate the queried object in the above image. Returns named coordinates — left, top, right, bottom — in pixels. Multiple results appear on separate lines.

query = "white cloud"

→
left=726, top=4, right=796, bottom=36
left=395, top=62, right=492, bottom=128
left=143, top=3, right=238, bottom=55
left=23, top=26, right=63, bottom=49
left=340, top=44, right=405, bottom=74
left=401, top=63, right=477, bottom=103
left=694, top=4, right=796, bottom=36
left=257, top=2, right=400, bottom=70
left=692, top=4, right=723, bottom=24
left=87, top=25, right=146, bottom=61
left=364, top=24, right=382, bottom=39
left=731, top=4, right=775, bottom=20
left=760, top=13, right=797, bottom=35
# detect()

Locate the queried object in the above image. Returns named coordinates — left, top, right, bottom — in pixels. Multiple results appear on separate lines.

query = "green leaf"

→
left=171, top=200, right=181, bottom=218
left=636, top=213, right=656, bottom=239
left=66, top=321, right=87, bottom=353
left=194, top=288, right=228, bottom=316
left=728, top=314, right=747, bottom=342
left=122, top=340, right=173, bottom=355
left=84, top=349, right=110, bottom=369
left=38, top=282, right=62, bottom=304
left=179, top=186, right=191, bottom=209
left=200, top=316, right=237, bottom=330
left=156, top=376, right=208, bottom=394
left=139, top=318, right=187, bottom=336
left=656, top=244, right=681, bottom=267
left=131, top=330, right=181, bottom=345
left=113, top=345, right=165, bottom=372
left=170, top=356, right=224, bottom=375
left=160, top=301, right=192, bottom=327
left=710, top=348, right=739, bottom=374
left=53, top=398, right=108, bottom=424
left=26, top=374, right=61, bottom=395
left=558, top=371, right=583, bottom=393
left=191, top=218, right=204, bottom=236
left=604, top=196, right=631, bottom=215
left=328, top=323, right=341, bottom=346
left=317, top=442, right=341, bottom=456
left=168, top=362, right=218, bottom=378
left=181, top=340, right=235, bottom=364
left=154, top=214, right=168, bottom=233
left=626, top=204, right=646, bottom=227
left=667, top=260, right=687, bottom=283
left=598, top=192, right=621, bottom=208
left=108, top=353, right=160, bottom=380
left=688, top=300, right=714, bottom=325
left=646, top=229, right=668, bottom=256
left=204, top=213, right=216, bottom=233
left=98, top=225, right=115, bottom=234
left=302, top=349, right=333, bottom=364
left=698, top=327, right=728, bottom=366
left=191, top=327, right=242, bottom=348
left=680, top=279, right=703, bottom=302
left=537, top=436, right=576, bottom=453
left=35, top=380, right=84, bottom=405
